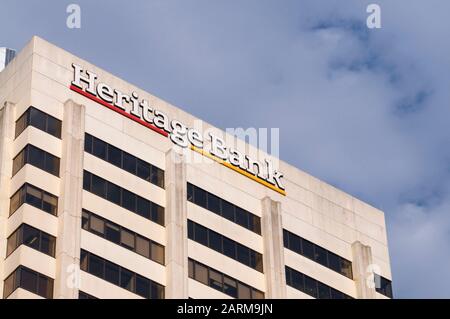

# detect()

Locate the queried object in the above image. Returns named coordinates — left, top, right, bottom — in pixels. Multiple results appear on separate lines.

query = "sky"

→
left=1, top=0, right=449, bottom=298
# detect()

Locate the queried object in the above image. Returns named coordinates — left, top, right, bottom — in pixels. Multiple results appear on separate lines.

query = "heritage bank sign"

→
left=69, top=64, right=286, bottom=195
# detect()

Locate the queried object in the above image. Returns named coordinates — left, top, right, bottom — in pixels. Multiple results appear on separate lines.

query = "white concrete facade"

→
left=0, top=36, right=392, bottom=299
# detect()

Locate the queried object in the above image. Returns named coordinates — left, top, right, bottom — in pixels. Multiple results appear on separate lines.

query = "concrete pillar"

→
left=261, top=196, right=286, bottom=298
left=352, top=241, right=377, bottom=299
left=53, top=100, right=85, bottom=299
left=164, top=149, right=188, bottom=298
left=0, top=102, right=14, bottom=299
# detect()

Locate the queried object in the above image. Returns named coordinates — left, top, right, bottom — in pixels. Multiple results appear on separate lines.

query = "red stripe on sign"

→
left=70, top=84, right=169, bottom=137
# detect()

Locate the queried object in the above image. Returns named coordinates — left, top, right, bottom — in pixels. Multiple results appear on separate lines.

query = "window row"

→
left=283, top=229, right=353, bottom=279
left=15, top=106, right=62, bottom=139
left=7, top=224, right=56, bottom=257
left=10, top=183, right=58, bottom=216
left=375, top=274, right=393, bottom=298
left=82, top=209, right=165, bottom=265
left=78, top=291, right=98, bottom=299
left=85, top=133, right=164, bottom=189
left=188, top=258, right=264, bottom=299
left=188, top=220, right=263, bottom=273
left=13, top=144, right=60, bottom=177
left=3, top=266, right=54, bottom=299
left=187, top=183, right=261, bottom=234
left=80, top=250, right=164, bottom=299
left=285, top=266, right=352, bottom=299
left=83, top=171, right=164, bottom=226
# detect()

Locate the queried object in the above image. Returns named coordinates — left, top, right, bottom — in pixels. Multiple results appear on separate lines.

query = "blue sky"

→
left=1, top=0, right=450, bottom=298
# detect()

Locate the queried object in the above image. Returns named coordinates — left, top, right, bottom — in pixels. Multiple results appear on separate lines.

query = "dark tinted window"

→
left=136, top=275, right=150, bottom=298
left=250, top=251, right=263, bottom=271
left=188, top=220, right=262, bottom=272
left=314, top=246, right=328, bottom=266
left=341, top=259, right=353, bottom=279
left=209, top=269, right=223, bottom=291
left=29, top=107, right=46, bottom=131
left=237, top=245, right=250, bottom=265
left=235, top=208, right=249, bottom=229
left=302, top=239, right=315, bottom=260
left=137, top=160, right=151, bottom=181
left=105, top=222, right=120, bottom=244
left=207, top=193, right=221, bottom=214
left=9, top=184, right=58, bottom=217
left=222, top=200, right=235, bottom=221
left=11, top=148, right=25, bottom=176
left=122, top=190, right=136, bottom=212
left=105, top=262, right=120, bottom=285
left=285, top=266, right=352, bottom=299
left=28, top=145, right=45, bottom=168
left=136, top=236, right=150, bottom=259
left=223, top=237, right=236, bottom=259
left=84, top=134, right=93, bottom=153
left=15, top=111, right=28, bottom=138
left=3, top=266, right=54, bottom=299
left=15, top=107, right=62, bottom=139
left=194, top=223, right=208, bottom=246
left=195, top=187, right=207, bottom=208
left=120, top=269, right=134, bottom=291
left=375, top=274, right=393, bottom=298
left=83, top=171, right=164, bottom=226
left=91, top=174, right=107, bottom=197
left=81, top=250, right=164, bottom=299
left=189, top=258, right=264, bottom=299
left=22, top=225, right=40, bottom=250
left=291, top=269, right=304, bottom=290
left=223, top=276, right=238, bottom=298
left=89, top=255, right=104, bottom=278
left=93, top=137, right=107, bottom=159
left=151, top=204, right=164, bottom=225
left=188, top=220, right=194, bottom=239
left=121, top=229, right=135, bottom=250
left=13, top=145, right=60, bottom=176
left=151, top=248, right=164, bottom=266
left=187, top=183, right=260, bottom=234
left=187, top=183, right=194, bottom=201
left=238, top=283, right=251, bottom=299
left=7, top=224, right=56, bottom=257
left=46, top=116, right=62, bottom=139
left=328, top=252, right=341, bottom=272
left=107, top=144, right=122, bottom=167
left=290, top=235, right=302, bottom=254
left=85, top=134, right=164, bottom=189
left=122, top=152, right=136, bottom=174
left=136, top=197, right=151, bottom=219
left=194, top=262, right=208, bottom=285
left=208, top=230, right=222, bottom=252
left=304, top=275, right=318, bottom=298
left=20, top=267, right=37, bottom=293
left=283, top=229, right=353, bottom=279
left=107, top=182, right=121, bottom=205
left=81, top=211, right=89, bottom=230
left=79, top=291, right=97, bottom=299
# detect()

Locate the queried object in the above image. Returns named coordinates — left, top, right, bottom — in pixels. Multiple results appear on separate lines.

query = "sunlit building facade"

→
left=0, top=36, right=392, bottom=299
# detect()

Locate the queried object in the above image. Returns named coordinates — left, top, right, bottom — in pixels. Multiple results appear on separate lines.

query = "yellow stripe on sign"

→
left=190, top=145, right=286, bottom=196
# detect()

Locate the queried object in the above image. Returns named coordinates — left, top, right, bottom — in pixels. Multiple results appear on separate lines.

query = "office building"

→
left=0, top=36, right=392, bottom=299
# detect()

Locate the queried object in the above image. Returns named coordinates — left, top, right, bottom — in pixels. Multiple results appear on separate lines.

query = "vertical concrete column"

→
left=164, top=149, right=188, bottom=299
left=352, top=241, right=377, bottom=299
left=261, top=196, right=286, bottom=298
left=0, top=102, right=14, bottom=299
left=54, top=100, right=85, bottom=299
